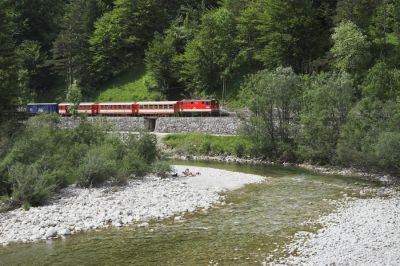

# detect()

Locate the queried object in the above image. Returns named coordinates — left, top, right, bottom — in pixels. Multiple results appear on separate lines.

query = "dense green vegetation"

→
left=96, top=65, right=161, bottom=102
left=0, top=114, right=167, bottom=206
left=1, top=0, right=400, bottom=201
left=163, top=133, right=253, bottom=157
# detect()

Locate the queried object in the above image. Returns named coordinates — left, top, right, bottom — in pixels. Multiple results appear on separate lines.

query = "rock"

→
left=45, top=228, right=58, bottom=238
left=58, top=228, right=71, bottom=236
left=137, top=222, right=149, bottom=228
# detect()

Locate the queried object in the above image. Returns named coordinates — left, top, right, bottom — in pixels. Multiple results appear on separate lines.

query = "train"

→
left=26, top=99, right=221, bottom=116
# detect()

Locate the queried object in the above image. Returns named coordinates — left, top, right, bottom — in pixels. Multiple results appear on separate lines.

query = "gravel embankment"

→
left=0, top=166, right=265, bottom=246
left=277, top=190, right=400, bottom=266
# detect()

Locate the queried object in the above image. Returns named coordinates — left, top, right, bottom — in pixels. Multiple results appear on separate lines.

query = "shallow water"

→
left=0, top=161, right=376, bottom=266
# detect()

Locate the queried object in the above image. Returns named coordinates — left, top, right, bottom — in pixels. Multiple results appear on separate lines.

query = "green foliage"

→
left=361, top=62, right=400, bottom=100
left=145, top=33, right=180, bottom=99
left=52, top=0, right=111, bottom=91
left=96, top=65, right=160, bottom=102
left=152, top=161, right=173, bottom=178
left=126, top=132, right=158, bottom=164
left=163, top=133, right=253, bottom=157
left=8, top=163, right=57, bottom=206
left=76, top=143, right=118, bottom=187
left=66, top=81, right=82, bottom=116
left=297, top=72, right=355, bottom=164
left=0, top=2, right=27, bottom=122
left=240, top=67, right=303, bottom=161
left=0, top=114, right=167, bottom=205
left=338, top=98, right=400, bottom=173
left=375, top=132, right=400, bottom=172
left=180, top=8, right=239, bottom=96
left=331, top=21, right=371, bottom=73
left=89, top=0, right=168, bottom=84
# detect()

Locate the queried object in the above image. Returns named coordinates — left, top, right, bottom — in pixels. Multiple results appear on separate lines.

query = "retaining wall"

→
left=59, top=116, right=242, bottom=135
left=155, top=117, right=241, bottom=135
left=59, top=117, right=145, bottom=131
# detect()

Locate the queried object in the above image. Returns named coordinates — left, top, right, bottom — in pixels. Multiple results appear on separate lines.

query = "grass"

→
left=96, top=65, right=162, bottom=102
left=162, top=133, right=254, bottom=157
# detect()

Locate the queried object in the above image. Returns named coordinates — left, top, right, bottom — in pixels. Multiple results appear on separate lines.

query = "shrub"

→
left=163, top=133, right=254, bottom=157
left=374, top=132, right=400, bottom=173
left=152, top=161, right=172, bottom=178
left=8, top=163, right=57, bottom=206
left=119, top=151, right=149, bottom=178
left=77, top=144, right=118, bottom=187
left=126, top=132, right=158, bottom=164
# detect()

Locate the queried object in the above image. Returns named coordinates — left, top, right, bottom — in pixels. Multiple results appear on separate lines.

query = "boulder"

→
left=45, top=228, right=58, bottom=238
left=58, top=228, right=71, bottom=236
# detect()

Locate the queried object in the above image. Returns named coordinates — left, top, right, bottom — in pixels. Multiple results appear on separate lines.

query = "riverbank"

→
left=275, top=188, right=400, bottom=265
left=171, top=154, right=398, bottom=184
left=0, top=165, right=265, bottom=246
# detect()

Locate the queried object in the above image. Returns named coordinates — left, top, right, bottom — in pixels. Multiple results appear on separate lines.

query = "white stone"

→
left=45, top=228, right=58, bottom=238
left=58, top=228, right=71, bottom=236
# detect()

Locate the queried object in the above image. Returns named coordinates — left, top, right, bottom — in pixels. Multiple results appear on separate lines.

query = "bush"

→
left=8, top=163, right=57, bottom=206
left=152, top=161, right=172, bottom=178
left=163, top=133, right=254, bottom=157
left=1, top=114, right=169, bottom=206
left=126, top=132, right=158, bottom=164
left=77, top=144, right=118, bottom=187
left=119, top=151, right=149, bottom=178
left=374, top=132, right=400, bottom=173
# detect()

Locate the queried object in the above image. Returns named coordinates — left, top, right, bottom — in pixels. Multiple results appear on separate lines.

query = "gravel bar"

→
left=278, top=190, right=400, bottom=266
left=0, top=165, right=265, bottom=246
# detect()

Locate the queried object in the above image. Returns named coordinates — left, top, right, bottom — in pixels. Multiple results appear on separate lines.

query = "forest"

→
left=1, top=0, right=400, bottom=196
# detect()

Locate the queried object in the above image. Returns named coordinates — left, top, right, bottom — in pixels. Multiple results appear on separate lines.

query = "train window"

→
left=202, top=101, right=205, bottom=104
left=169, top=104, right=173, bottom=108
left=164, top=105, right=167, bottom=109
left=154, top=105, right=158, bottom=109
left=206, top=101, right=210, bottom=105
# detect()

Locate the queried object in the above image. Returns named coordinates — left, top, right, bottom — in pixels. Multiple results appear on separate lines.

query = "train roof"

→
left=98, top=102, right=136, bottom=105
left=179, top=99, right=217, bottom=102
left=27, top=103, right=58, bottom=105
left=59, top=102, right=94, bottom=105
left=136, top=101, right=178, bottom=105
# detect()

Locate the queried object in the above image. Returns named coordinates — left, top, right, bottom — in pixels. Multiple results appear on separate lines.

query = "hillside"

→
left=95, top=65, right=162, bottom=102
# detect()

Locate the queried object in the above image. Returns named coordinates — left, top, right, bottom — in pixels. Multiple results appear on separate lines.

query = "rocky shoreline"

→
left=172, top=154, right=398, bottom=184
left=276, top=188, right=400, bottom=265
left=0, top=165, right=265, bottom=247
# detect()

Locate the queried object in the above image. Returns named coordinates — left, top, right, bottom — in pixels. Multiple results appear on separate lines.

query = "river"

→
left=0, top=161, right=377, bottom=265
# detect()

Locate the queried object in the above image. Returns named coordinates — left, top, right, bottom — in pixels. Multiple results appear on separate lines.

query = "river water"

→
left=0, top=161, right=377, bottom=265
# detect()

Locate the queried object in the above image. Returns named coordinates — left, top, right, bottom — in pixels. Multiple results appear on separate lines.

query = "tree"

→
left=180, top=8, right=239, bottom=96
left=240, top=67, right=303, bottom=161
left=237, top=0, right=335, bottom=73
left=66, top=81, right=82, bottom=116
left=335, top=0, right=380, bottom=30
left=52, top=0, right=111, bottom=92
left=0, top=1, right=26, bottom=122
left=297, top=72, right=355, bottom=164
left=337, top=98, right=400, bottom=173
left=331, top=21, right=371, bottom=73
left=89, top=0, right=168, bottom=84
left=145, top=33, right=180, bottom=99
left=361, top=62, right=400, bottom=100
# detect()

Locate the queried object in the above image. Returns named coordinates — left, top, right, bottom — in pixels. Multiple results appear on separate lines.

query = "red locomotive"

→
left=30, top=100, right=220, bottom=116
